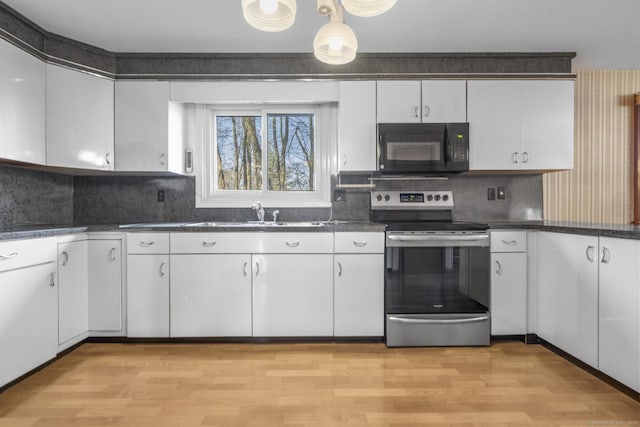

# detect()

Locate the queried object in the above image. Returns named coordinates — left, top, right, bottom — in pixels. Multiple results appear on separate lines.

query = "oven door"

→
left=385, top=231, right=490, bottom=347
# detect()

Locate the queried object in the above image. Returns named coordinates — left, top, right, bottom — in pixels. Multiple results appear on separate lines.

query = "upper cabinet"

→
left=377, top=80, right=466, bottom=123
left=0, top=38, right=46, bottom=165
left=468, top=80, right=574, bottom=171
left=338, top=81, right=377, bottom=171
left=46, top=64, right=114, bottom=170
left=115, top=81, right=187, bottom=174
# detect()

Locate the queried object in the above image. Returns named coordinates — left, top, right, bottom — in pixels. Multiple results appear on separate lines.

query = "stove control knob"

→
left=434, top=194, right=441, bottom=201
left=426, top=194, right=434, bottom=201
left=384, top=194, right=391, bottom=201
left=442, top=194, right=449, bottom=201
left=376, top=194, right=382, bottom=201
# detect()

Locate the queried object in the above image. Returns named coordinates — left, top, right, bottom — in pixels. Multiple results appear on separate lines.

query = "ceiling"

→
left=4, top=0, right=639, bottom=70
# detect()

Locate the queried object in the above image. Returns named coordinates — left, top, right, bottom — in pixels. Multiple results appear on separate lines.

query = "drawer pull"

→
left=286, top=241, right=300, bottom=248
left=243, top=262, right=248, bottom=277
left=109, top=247, right=117, bottom=262
left=139, top=241, right=155, bottom=247
left=202, top=241, right=217, bottom=247
left=601, top=247, right=611, bottom=264
left=0, top=251, right=19, bottom=260
left=585, top=245, right=595, bottom=262
left=495, top=260, right=503, bottom=275
left=49, top=272, right=56, bottom=287
left=159, top=262, right=167, bottom=277
left=501, top=239, right=518, bottom=246
left=352, top=240, right=367, bottom=247
left=61, top=251, right=69, bottom=266
left=337, top=262, right=343, bottom=277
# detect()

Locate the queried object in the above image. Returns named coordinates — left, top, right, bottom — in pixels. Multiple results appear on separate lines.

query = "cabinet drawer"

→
left=254, top=233, right=333, bottom=253
left=491, top=231, right=527, bottom=252
left=335, top=232, right=384, bottom=253
left=127, top=233, right=169, bottom=254
left=0, top=237, right=57, bottom=273
left=170, top=233, right=256, bottom=254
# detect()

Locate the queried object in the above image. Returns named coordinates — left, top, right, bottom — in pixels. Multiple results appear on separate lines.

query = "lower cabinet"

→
left=253, top=254, right=334, bottom=337
left=170, top=254, right=252, bottom=337
left=127, top=254, right=170, bottom=337
left=88, top=238, right=123, bottom=334
left=57, top=237, right=89, bottom=350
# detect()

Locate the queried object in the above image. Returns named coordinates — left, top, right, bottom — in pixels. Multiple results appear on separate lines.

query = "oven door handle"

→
left=387, top=234, right=489, bottom=242
left=388, top=316, right=490, bottom=325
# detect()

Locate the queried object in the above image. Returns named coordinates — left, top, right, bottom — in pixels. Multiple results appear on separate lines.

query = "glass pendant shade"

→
left=241, top=0, right=296, bottom=32
left=313, top=21, right=358, bottom=64
left=341, top=0, right=396, bottom=17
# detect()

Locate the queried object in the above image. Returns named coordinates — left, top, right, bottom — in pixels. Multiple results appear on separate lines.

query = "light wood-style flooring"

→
left=0, top=342, right=638, bottom=426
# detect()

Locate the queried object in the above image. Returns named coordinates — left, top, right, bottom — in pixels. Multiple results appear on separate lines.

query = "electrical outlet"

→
left=157, top=190, right=165, bottom=202
left=334, top=189, right=347, bottom=202
left=497, top=187, right=506, bottom=200
left=487, top=188, right=496, bottom=201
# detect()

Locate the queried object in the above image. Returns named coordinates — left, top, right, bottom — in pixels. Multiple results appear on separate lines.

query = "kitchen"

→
left=1, top=0, right=639, bottom=425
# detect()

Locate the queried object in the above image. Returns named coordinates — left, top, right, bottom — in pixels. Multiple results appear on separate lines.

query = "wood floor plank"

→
left=0, top=342, right=638, bottom=426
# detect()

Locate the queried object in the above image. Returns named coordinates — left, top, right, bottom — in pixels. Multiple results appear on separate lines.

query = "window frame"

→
left=196, top=103, right=334, bottom=208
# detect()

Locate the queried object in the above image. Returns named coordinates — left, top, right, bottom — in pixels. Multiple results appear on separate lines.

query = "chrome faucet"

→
left=251, top=201, right=265, bottom=223
left=272, top=209, right=280, bottom=223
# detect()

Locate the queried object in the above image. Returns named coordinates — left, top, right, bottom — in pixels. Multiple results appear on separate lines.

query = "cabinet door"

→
left=0, top=263, right=57, bottom=387
left=253, top=254, right=333, bottom=336
left=490, top=252, right=527, bottom=335
left=377, top=80, right=421, bottom=123
left=0, top=38, right=45, bottom=165
left=421, top=80, right=466, bottom=122
left=537, top=232, right=599, bottom=368
left=468, top=80, right=523, bottom=170
left=88, top=240, right=122, bottom=332
left=521, top=80, right=574, bottom=170
left=58, top=240, right=89, bottom=346
left=46, top=64, right=114, bottom=170
left=170, top=254, right=252, bottom=337
left=338, top=81, right=377, bottom=171
left=127, top=255, right=170, bottom=337
left=115, top=81, right=171, bottom=172
left=334, top=254, right=384, bottom=336
left=598, top=237, right=640, bottom=391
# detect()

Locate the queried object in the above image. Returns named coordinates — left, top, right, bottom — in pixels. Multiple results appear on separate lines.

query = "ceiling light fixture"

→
left=241, top=0, right=395, bottom=65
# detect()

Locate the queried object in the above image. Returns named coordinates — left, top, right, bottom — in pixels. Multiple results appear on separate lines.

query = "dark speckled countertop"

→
left=2, top=220, right=640, bottom=241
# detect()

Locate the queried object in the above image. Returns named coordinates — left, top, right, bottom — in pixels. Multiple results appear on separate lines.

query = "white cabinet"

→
left=0, top=38, right=45, bottom=165
left=46, top=64, right=114, bottom=170
left=334, top=232, right=384, bottom=336
left=598, top=237, right=640, bottom=392
left=536, top=232, right=599, bottom=368
left=115, top=81, right=187, bottom=173
left=468, top=80, right=574, bottom=171
left=0, top=237, right=57, bottom=388
left=126, top=233, right=170, bottom=337
left=88, top=238, right=123, bottom=334
left=170, top=254, right=252, bottom=337
left=490, top=231, right=527, bottom=335
left=377, top=80, right=466, bottom=123
left=57, top=237, right=89, bottom=350
left=338, top=81, right=377, bottom=171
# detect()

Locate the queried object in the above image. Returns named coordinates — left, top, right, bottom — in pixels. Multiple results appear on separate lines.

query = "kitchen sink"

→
left=185, top=221, right=327, bottom=227
left=119, top=222, right=190, bottom=228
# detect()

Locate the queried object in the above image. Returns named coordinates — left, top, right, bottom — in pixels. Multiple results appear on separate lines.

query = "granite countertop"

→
left=2, top=220, right=640, bottom=241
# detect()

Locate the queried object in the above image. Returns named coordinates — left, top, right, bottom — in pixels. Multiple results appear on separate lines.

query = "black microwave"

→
left=377, top=123, right=469, bottom=174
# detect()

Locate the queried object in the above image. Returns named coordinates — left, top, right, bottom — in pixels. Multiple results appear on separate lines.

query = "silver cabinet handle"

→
left=501, top=239, right=517, bottom=246
left=0, top=251, right=18, bottom=260
left=343, top=154, right=348, bottom=166
left=243, top=262, right=248, bottom=277
left=109, top=247, right=117, bottom=262
left=286, top=241, right=300, bottom=248
left=105, top=152, right=111, bottom=165
left=337, top=262, right=343, bottom=277
left=601, top=247, right=611, bottom=264
left=352, top=240, right=367, bottom=247
left=139, top=241, right=155, bottom=247
left=255, top=262, right=260, bottom=276
left=512, top=152, right=519, bottom=163
left=160, top=153, right=166, bottom=165
left=61, top=251, right=69, bottom=266
left=522, top=152, right=529, bottom=163
left=202, top=241, right=217, bottom=247
left=413, top=106, right=419, bottom=118
left=388, top=316, right=490, bottom=325
left=423, top=104, right=430, bottom=117
left=495, top=260, right=502, bottom=275
left=586, top=245, right=595, bottom=262
left=159, top=262, right=166, bottom=277
left=49, top=272, right=56, bottom=287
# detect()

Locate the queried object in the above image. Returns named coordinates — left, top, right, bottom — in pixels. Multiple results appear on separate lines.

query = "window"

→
left=196, top=104, right=334, bottom=208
